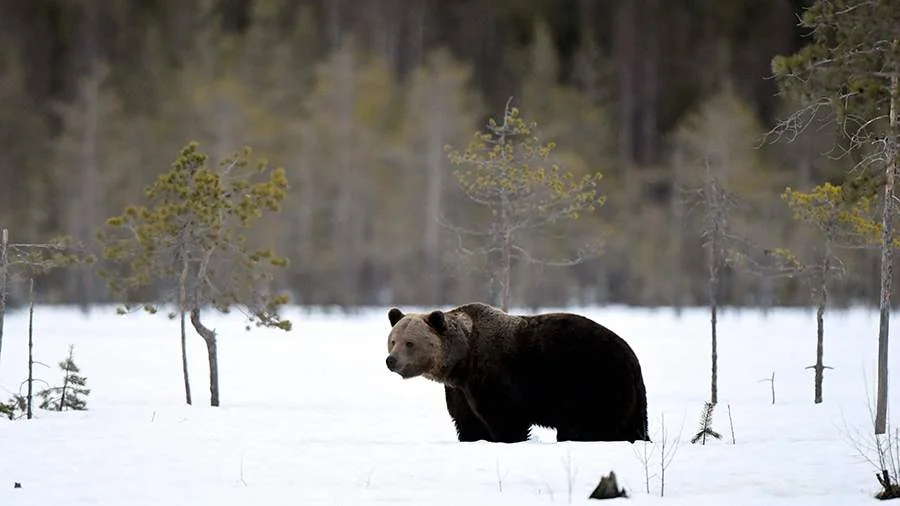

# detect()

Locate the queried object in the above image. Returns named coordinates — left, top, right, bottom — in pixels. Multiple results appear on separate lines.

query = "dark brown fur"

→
left=385, top=302, right=650, bottom=443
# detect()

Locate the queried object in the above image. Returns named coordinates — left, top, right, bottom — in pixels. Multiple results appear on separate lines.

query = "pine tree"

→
left=771, top=182, right=883, bottom=403
left=38, top=345, right=90, bottom=412
left=96, top=141, right=292, bottom=407
left=446, top=101, right=606, bottom=311
left=771, top=0, right=900, bottom=434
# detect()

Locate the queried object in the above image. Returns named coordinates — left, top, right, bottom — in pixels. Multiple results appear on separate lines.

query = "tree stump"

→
left=589, top=471, right=627, bottom=500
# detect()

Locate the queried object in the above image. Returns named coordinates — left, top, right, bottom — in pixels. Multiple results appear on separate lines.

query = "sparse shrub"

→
left=841, top=381, right=899, bottom=500
left=0, top=394, right=25, bottom=420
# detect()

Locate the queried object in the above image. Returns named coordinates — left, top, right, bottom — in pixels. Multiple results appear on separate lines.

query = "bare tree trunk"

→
left=703, top=166, right=729, bottom=406
left=180, top=309, right=192, bottom=405
left=27, top=277, right=34, bottom=420
left=500, top=229, right=511, bottom=312
left=875, top=72, right=898, bottom=435
left=494, top=102, right=513, bottom=312
left=179, top=252, right=192, bottom=405
left=78, top=66, right=98, bottom=308
left=190, top=309, right=219, bottom=407
left=709, top=235, right=719, bottom=406
left=0, top=228, right=7, bottom=368
left=812, top=254, right=829, bottom=404
left=670, top=157, right=685, bottom=315
left=59, top=354, right=70, bottom=412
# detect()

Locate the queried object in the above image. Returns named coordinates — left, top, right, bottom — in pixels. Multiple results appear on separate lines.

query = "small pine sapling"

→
left=766, top=182, right=881, bottom=404
left=690, top=401, right=722, bottom=445
left=445, top=98, right=606, bottom=311
left=38, top=345, right=90, bottom=411
left=0, top=395, right=25, bottom=420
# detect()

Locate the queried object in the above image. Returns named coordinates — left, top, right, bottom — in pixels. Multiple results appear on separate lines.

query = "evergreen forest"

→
left=0, top=0, right=894, bottom=311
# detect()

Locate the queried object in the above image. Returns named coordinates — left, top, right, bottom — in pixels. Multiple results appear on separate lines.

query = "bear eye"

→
left=390, top=340, right=395, bottom=347
left=405, top=341, right=414, bottom=349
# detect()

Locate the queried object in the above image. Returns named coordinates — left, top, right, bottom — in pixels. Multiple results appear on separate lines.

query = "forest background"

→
left=0, top=0, right=878, bottom=312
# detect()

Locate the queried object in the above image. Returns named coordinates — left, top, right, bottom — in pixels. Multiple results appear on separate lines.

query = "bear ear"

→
left=388, top=308, right=405, bottom=327
left=425, top=310, right=447, bottom=333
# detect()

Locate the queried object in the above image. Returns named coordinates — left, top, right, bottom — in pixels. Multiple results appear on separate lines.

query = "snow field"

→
left=0, top=304, right=897, bottom=505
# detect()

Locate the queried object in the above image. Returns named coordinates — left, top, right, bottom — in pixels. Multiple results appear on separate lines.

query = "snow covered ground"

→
left=0, top=303, right=897, bottom=505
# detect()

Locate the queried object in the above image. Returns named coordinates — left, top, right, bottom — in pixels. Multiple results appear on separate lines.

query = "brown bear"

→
left=385, top=302, right=649, bottom=443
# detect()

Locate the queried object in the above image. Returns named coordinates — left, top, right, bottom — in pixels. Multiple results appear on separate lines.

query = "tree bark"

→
left=813, top=256, right=828, bottom=404
left=709, top=235, right=719, bottom=406
left=179, top=259, right=192, bottom=406
left=180, top=309, right=191, bottom=405
left=708, top=181, right=720, bottom=406
left=875, top=71, right=897, bottom=435
left=670, top=155, right=685, bottom=315
left=59, top=353, right=70, bottom=412
left=0, top=228, right=7, bottom=369
left=27, top=277, right=34, bottom=420
left=190, top=309, right=219, bottom=407
left=500, top=228, right=511, bottom=312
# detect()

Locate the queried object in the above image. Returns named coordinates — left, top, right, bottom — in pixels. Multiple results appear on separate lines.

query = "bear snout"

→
left=386, top=355, right=398, bottom=371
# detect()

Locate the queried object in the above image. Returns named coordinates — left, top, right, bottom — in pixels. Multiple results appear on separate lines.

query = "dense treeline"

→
left=0, top=0, right=890, bottom=310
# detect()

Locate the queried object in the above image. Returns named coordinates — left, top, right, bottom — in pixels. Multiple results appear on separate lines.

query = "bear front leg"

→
left=461, top=387, right=532, bottom=443
left=444, top=386, right=493, bottom=442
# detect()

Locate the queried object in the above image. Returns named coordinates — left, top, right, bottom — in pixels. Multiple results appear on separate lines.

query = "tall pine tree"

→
left=771, top=0, right=900, bottom=434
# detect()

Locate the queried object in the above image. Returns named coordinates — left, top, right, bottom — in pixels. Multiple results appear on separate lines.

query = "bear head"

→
left=385, top=307, right=470, bottom=383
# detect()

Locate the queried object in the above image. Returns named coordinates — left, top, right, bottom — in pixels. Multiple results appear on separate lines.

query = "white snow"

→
left=0, top=303, right=897, bottom=505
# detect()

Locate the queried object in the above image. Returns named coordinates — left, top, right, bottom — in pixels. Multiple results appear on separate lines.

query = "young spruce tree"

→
left=97, top=142, right=292, bottom=407
left=38, top=344, right=90, bottom=412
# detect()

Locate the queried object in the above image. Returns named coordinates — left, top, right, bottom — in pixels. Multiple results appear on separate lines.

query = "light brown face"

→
left=385, top=310, right=442, bottom=379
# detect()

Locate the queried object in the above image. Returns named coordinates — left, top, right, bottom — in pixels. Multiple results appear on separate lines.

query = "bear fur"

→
left=385, top=302, right=649, bottom=443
